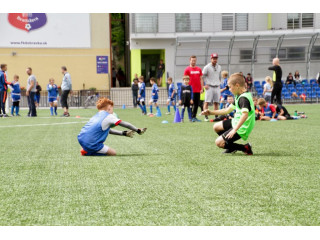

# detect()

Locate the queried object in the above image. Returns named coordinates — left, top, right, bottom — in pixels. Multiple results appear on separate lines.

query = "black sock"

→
left=225, top=142, right=245, bottom=151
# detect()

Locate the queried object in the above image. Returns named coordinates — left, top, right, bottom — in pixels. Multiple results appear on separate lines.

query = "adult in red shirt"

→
left=184, top=55, right=204, bottom=122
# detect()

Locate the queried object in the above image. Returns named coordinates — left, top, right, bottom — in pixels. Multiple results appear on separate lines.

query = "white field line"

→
left=0, top=121, right=87, bottom=128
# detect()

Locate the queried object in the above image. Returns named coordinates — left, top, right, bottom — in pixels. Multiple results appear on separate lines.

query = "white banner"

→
left=0, top=13, right=91, bottom=48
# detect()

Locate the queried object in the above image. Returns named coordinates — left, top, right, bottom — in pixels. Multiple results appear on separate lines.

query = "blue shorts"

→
left=48, top=97, right=57, bottom=103
left=34, top=94, right=40, bottom=103
left=150, top=98, right=158, bottom=103
left=167, top=97, right=176, bottom=102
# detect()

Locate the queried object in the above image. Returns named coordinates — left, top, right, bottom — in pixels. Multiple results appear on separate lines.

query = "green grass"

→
left=0, top=104, right=319, bottom=225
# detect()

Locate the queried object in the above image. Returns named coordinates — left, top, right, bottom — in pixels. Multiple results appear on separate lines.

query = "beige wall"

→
left=0, top=13, right=111, bottom=90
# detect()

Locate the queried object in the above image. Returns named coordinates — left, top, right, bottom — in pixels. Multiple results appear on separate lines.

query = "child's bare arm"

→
left=201, top=106, right=234, bottom=116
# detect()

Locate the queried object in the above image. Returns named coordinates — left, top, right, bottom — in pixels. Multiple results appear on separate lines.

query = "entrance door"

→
left=141, top=52, right=160, bottom=87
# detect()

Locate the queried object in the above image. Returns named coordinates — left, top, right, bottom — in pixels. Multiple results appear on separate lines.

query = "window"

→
left=133, top=14, right=158, bottom=33
left=311, top=46, right=320, bottom=60
left=222, top=13, right=233, bottom=30
left=270, top=47, right=305, bottom=61
left=240, top=49, right=256, bottom=62
left=222, top=13, right=248, bottom=31
left=235, top=13, right=248, bottom=31
left=287, top=13, right=314, bottom=29
left=175, top=13, right=202, bottom=32
left=302, top=13, right=314, bottom=28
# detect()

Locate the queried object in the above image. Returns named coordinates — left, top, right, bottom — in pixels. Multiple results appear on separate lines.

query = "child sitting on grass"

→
left=201, top=73, right=255, bottom=155
left=257, top=98, right=277, bottom=120
left=78, top=98, right=147, bottom=156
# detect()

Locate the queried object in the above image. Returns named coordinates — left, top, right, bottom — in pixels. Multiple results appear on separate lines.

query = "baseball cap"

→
left=211, top=53, right=218, bottom=58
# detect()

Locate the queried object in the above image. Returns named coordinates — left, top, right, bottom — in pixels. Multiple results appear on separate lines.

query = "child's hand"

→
left=190, top=100, right=193, bottom=105
left=179, top=100, right=182, bottom=105
left=225, top=129, right=237, bottom=139
left=126, top=130, right=135, bottom=138
left=138, top=95, right=141, bottom=98
left=201, top=109, right=210, bottom=116
left=137, top=128, right=147, bottom=135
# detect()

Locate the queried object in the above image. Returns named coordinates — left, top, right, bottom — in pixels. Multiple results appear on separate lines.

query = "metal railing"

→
left=7, top=90, right=110, bottom=108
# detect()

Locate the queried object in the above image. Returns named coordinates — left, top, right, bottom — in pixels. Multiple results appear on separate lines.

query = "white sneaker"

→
left=147, top=113, right=153, bottom=116
left=204, top=118, right=209, bottom=122
left=166, top=112, right=171, bottom=115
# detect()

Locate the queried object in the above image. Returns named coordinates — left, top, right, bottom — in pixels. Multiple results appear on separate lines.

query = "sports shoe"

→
left=2, top=114, right=9, bottom=118
left=147, top=113, right=153, bottom=116
left=204, top=118, right=209, bottom=122
left=192, top=117, right=201, bottom=122
left=165, top=112, right=171, bottom=115
left=243, top=143, right=253, bottom=155
left=0, top=114, right=2, bottom=118
left=80, top=149, right=88, bottom=156
left=16, top=114, right=21, bottom=117
left=223, top=149, right=237, bottom=154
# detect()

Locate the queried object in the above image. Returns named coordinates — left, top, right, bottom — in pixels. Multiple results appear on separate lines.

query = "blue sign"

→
left=96, top=56, right=108, bottom=74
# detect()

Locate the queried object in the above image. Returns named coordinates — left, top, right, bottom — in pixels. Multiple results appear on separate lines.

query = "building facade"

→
left=0, top=13, right=111, bottom=90
left=130, top=13, right=320, bottom=84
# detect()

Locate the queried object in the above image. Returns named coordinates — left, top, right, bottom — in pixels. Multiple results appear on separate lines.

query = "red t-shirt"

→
left=184, top=66, right=203, bottom=93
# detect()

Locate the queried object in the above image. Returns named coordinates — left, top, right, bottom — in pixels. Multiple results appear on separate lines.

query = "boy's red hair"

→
left=96, top=97, right=114, bottom=110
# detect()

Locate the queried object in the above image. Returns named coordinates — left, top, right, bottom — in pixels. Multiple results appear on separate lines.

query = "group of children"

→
left=253, top=96, right=294, bottom=121
left=4, top=74, right=60, bottom=117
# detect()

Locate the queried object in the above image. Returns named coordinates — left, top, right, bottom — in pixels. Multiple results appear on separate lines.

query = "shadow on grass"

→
left=228, top=152, right=295, bottom=157
left=117, top=153, right=165, bottom=157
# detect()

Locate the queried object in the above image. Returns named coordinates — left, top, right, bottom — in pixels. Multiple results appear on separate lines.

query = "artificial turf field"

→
left=0, top=104, right=319, bottom=226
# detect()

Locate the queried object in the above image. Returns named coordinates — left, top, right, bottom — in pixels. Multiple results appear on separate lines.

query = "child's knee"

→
left=213, top=123, right=220, bottom=132
left=215, top=137, right=225, bottom=148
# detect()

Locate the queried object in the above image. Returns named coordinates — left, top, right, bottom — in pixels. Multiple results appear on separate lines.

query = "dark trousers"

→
left=27, top=92, right=37, bottom=116
left=132, top=92, right=138, bottom=107
left=112, top=77, right=116, bottom=87
left=61, top=90, right=70, bottom=109
left=271, top=84, right=282, bottom=105
left=0, top=90, right=7, bottom=114
left=192, top=92, right=200, bottom=118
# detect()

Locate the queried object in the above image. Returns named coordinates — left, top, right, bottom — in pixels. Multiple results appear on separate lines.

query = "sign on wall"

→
left=96, top=56, right=109, bottom=74
left=0, top=13, right=91, bottom=48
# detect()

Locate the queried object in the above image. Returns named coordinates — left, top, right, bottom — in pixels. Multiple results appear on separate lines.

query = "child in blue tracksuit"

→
left=47, top=78, right=59, bottom=116
left=220, top=71, right=232, bottom=109
left=137, top=76, right=147, bottom=115
left=9, top=75, right=21, bottom=116
left=149, top=77, right=160, bottom=115
left=166, top=77, right=176, bottom=114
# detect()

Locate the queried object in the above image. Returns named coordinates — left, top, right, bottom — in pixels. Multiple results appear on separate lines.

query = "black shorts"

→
left=221, top=119, right=241, bottom=144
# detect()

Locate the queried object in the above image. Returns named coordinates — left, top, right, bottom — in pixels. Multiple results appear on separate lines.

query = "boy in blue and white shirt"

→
left=137, top=76, right=147, bottom=115
left=166, top=77, right=176, bottom=114
left=78, top=98, right=147, bottom=156
left=9, top=75, right=21, bottom=116
left=148, top=77, right=160, bottom=115
left=47, top=78, right=59, bottom=116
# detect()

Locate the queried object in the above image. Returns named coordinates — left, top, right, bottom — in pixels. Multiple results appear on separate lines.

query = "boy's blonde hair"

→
left=138, top=76, right=144, bottom=81
left=228, top=73, right=245, bottom=87
left=13, top=74, right=19, bottom=79
left=265, top=76, right=273, bottom=87
left=257, top=98, right=267, bottom=106
left=221, top=70, right=228, bottom=78
left=183, top=75, right=190, bottom=81
left=167, top=77, right=173, bottom=82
